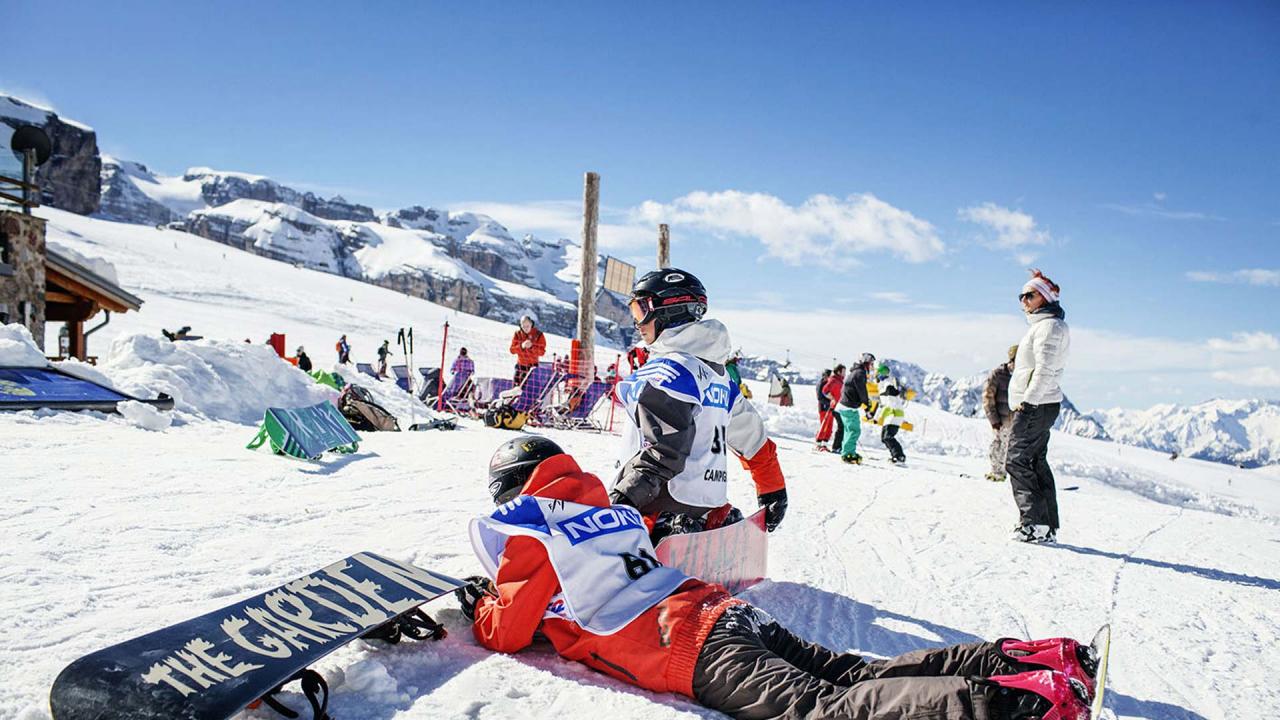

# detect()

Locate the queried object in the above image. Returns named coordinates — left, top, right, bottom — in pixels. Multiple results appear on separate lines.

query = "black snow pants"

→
left=830, top=411, right=844, bottom=453
left=693, top=605, right=1020, bottom=720
left=1005, top=402, right=1061, bottom=529
left=881, top=425, right=905, bottom=462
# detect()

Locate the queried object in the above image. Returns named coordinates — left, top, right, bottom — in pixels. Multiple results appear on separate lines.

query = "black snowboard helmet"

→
left=629, top=268, right=708, bottom=336
left=487, top=435, right=564, bottom=505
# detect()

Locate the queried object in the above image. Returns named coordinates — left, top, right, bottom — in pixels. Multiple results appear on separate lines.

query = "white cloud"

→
left=869, top=291, right=911, bottom=304
left=958, top=202, right=1051, bottom=252
left=1153, top=192, right=1167, bottom=202
left=634, top=190, right=944, bottom=266
left=1101, top=203, right=1223, bottom=221
left=1186, top=269, right=1280, bottom=287
left=447, top=200, right=654, bottom=252
left=1212, top=366, right=1280, bottom=388
left=1207, top=332, right=1280, bottom=353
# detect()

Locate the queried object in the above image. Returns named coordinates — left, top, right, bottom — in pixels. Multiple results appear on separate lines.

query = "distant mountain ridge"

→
left=1094, top=399, right=1280, bottom=468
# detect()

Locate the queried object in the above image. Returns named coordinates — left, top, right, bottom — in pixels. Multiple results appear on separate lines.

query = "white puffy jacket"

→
left=1009, top=304, right=1070, bottom=408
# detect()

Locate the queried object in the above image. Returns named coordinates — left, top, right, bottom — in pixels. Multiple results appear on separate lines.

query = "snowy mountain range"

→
left=97, top=156, right=614, bottom=343
left=1093, top=399, right=1280, bottom=468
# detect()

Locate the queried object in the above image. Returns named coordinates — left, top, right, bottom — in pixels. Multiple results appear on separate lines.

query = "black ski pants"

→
left=830, top=411, right=844, bottom=453
left=1005, top=402, right=1061, bottom=528
left=881, top=425, right=905, bottom=461
left=693, top=605, right=1019, bottom=720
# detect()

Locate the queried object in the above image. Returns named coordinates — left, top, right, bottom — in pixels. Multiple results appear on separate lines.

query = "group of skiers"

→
left=453, top=267, right=1096, bottom=719
left=815, top=354, right=909, bottom=465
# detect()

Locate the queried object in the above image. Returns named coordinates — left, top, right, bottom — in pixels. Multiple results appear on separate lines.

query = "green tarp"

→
left=309, top=369, right=345, bottom=390
left=247, top=401, right=360, bottom=460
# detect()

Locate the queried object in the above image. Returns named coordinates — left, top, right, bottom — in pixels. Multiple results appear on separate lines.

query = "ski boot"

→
left=982, top=669, right=1090, bottom=720
left=890, top=455, right=906, bottom=465
left=1011, top=524, right=1053, bottom=544
left=841, top=453, right=863, bottom=465
left=1000, top=637, right=1100, bottom=698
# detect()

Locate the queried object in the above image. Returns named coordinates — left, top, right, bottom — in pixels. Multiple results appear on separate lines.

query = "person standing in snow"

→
left=376, top=339, right=392, bottom=377
left=874, top=362, right=908, bottom=464
left=836, top=353, right=875, bottom=464
left=296, top=346, right=313, bottom=372
left=509, top=315, right=546, bottom=386
left=814, top=368, right=833, bottom=449
left=611, top=268, right=787, bottom=538
left=460, top=435, right=1101, bottom=720
left=820, top=365, right=846, bottom=453
left=1007, top=270, right=1071, bottom=544
left=335, top=334, right=351, bottom=364
left=982, top=345, right=1018, bottom=482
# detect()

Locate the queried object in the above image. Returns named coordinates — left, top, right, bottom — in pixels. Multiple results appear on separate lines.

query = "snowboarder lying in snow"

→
left=458, top=435, right=1099, bottom=720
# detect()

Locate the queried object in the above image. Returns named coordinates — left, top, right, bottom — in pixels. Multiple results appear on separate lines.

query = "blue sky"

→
left=6, top=1, right=1278, bottom=408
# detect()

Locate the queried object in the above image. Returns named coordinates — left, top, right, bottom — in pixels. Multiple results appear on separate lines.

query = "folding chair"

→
left=391, top=365, right=411, bottom=393
left=356, top=363, right=379, bottom=379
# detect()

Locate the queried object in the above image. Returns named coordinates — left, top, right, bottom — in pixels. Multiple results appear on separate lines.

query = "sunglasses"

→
left=1018, top=292, right=1038, bottom=302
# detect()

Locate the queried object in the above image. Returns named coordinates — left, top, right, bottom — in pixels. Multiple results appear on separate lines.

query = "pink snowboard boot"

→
left=1000, top=637, right=1099, bottom=697
left=984, top=669, right=1091, bottom=720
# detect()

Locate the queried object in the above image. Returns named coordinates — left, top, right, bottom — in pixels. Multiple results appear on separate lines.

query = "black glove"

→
left=757, top=489, right=788, bottom=532
left=609, top=489, right=636, bottom=508
left=455, top=575, right=495, bottom=622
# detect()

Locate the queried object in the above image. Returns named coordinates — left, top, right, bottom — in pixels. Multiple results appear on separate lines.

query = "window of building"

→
left=0, top=229, right=12, bottom=276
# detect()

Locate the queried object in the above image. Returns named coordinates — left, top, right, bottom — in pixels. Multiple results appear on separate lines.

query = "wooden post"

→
left=657, top=224, right=670, bottom=268
left=577, top=172, right=600, bottom=390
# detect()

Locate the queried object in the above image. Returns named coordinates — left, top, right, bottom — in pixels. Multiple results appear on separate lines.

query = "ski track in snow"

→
left=2, top=208, right=1278, bottom=719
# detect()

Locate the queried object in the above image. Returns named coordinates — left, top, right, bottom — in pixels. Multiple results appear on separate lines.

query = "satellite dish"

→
left=11, top=125, right=52, bottom=166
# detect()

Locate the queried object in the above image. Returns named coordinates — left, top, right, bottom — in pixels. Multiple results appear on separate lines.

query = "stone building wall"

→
left=0, top=211, right=47, bottom=349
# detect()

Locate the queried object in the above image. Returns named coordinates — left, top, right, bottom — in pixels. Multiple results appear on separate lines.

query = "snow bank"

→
left=0, top=324, right=47, bottom=367
left=46, top=240, right=120, bottom=285
left=116, top=399, right=172, bottom=431
left=96, top=334, right=335, bottom=425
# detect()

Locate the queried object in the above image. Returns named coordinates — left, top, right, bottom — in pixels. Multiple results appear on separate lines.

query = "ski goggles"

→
left=628, top=293, right=706, bottom=326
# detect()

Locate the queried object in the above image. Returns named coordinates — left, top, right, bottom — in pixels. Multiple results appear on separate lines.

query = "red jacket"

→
left=822, top=373, right=844, bottom=405
left=509, top=328, right=547, bottom=366
left=471, top=454, right=741, bottom=697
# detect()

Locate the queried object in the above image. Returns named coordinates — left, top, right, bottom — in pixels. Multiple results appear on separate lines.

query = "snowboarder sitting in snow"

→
left=612, top=268, right=787, bottom=541
left=459, top=435, right=1100, bottom=720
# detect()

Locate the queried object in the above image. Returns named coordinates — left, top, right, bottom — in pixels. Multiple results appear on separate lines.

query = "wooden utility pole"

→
left=657, top=224, right=670, bottom=268
left=576, top=172, right=600, bottom=388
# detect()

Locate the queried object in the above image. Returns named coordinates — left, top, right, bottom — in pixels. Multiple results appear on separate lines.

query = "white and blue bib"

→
left=469, top=495, right=690, bottom=635
left=614, top=352, right=738, bottom=508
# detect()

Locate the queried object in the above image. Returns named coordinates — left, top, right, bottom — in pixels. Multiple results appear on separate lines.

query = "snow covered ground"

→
left=3, top=209, right=1278, bottom=719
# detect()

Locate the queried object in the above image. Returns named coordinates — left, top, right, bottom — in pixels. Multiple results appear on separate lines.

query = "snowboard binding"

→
left=982, top=669, right=1091, bottom=720
left=360, top=608, right=447, bottom=644
left=999, top=637, right=1098, bottom=697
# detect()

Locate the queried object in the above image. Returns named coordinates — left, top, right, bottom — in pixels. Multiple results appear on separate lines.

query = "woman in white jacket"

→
left=1006, top=270, right=1070, bottom=543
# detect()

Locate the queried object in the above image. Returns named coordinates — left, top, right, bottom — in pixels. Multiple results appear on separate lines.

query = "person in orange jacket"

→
left=509, top=315, right=546, bottom=385
left=458, top=436, right=1099, bottom=720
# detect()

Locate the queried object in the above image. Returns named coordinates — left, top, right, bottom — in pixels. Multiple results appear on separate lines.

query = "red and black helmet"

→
left=630, top=268, right=708, bottom=334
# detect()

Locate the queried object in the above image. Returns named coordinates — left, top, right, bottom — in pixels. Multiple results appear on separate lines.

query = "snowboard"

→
left=1089, top=624, right=1112, bottom=718
left=654, top=508, right=768, bottom=594
left=49, top=552, right=467, bottom=720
